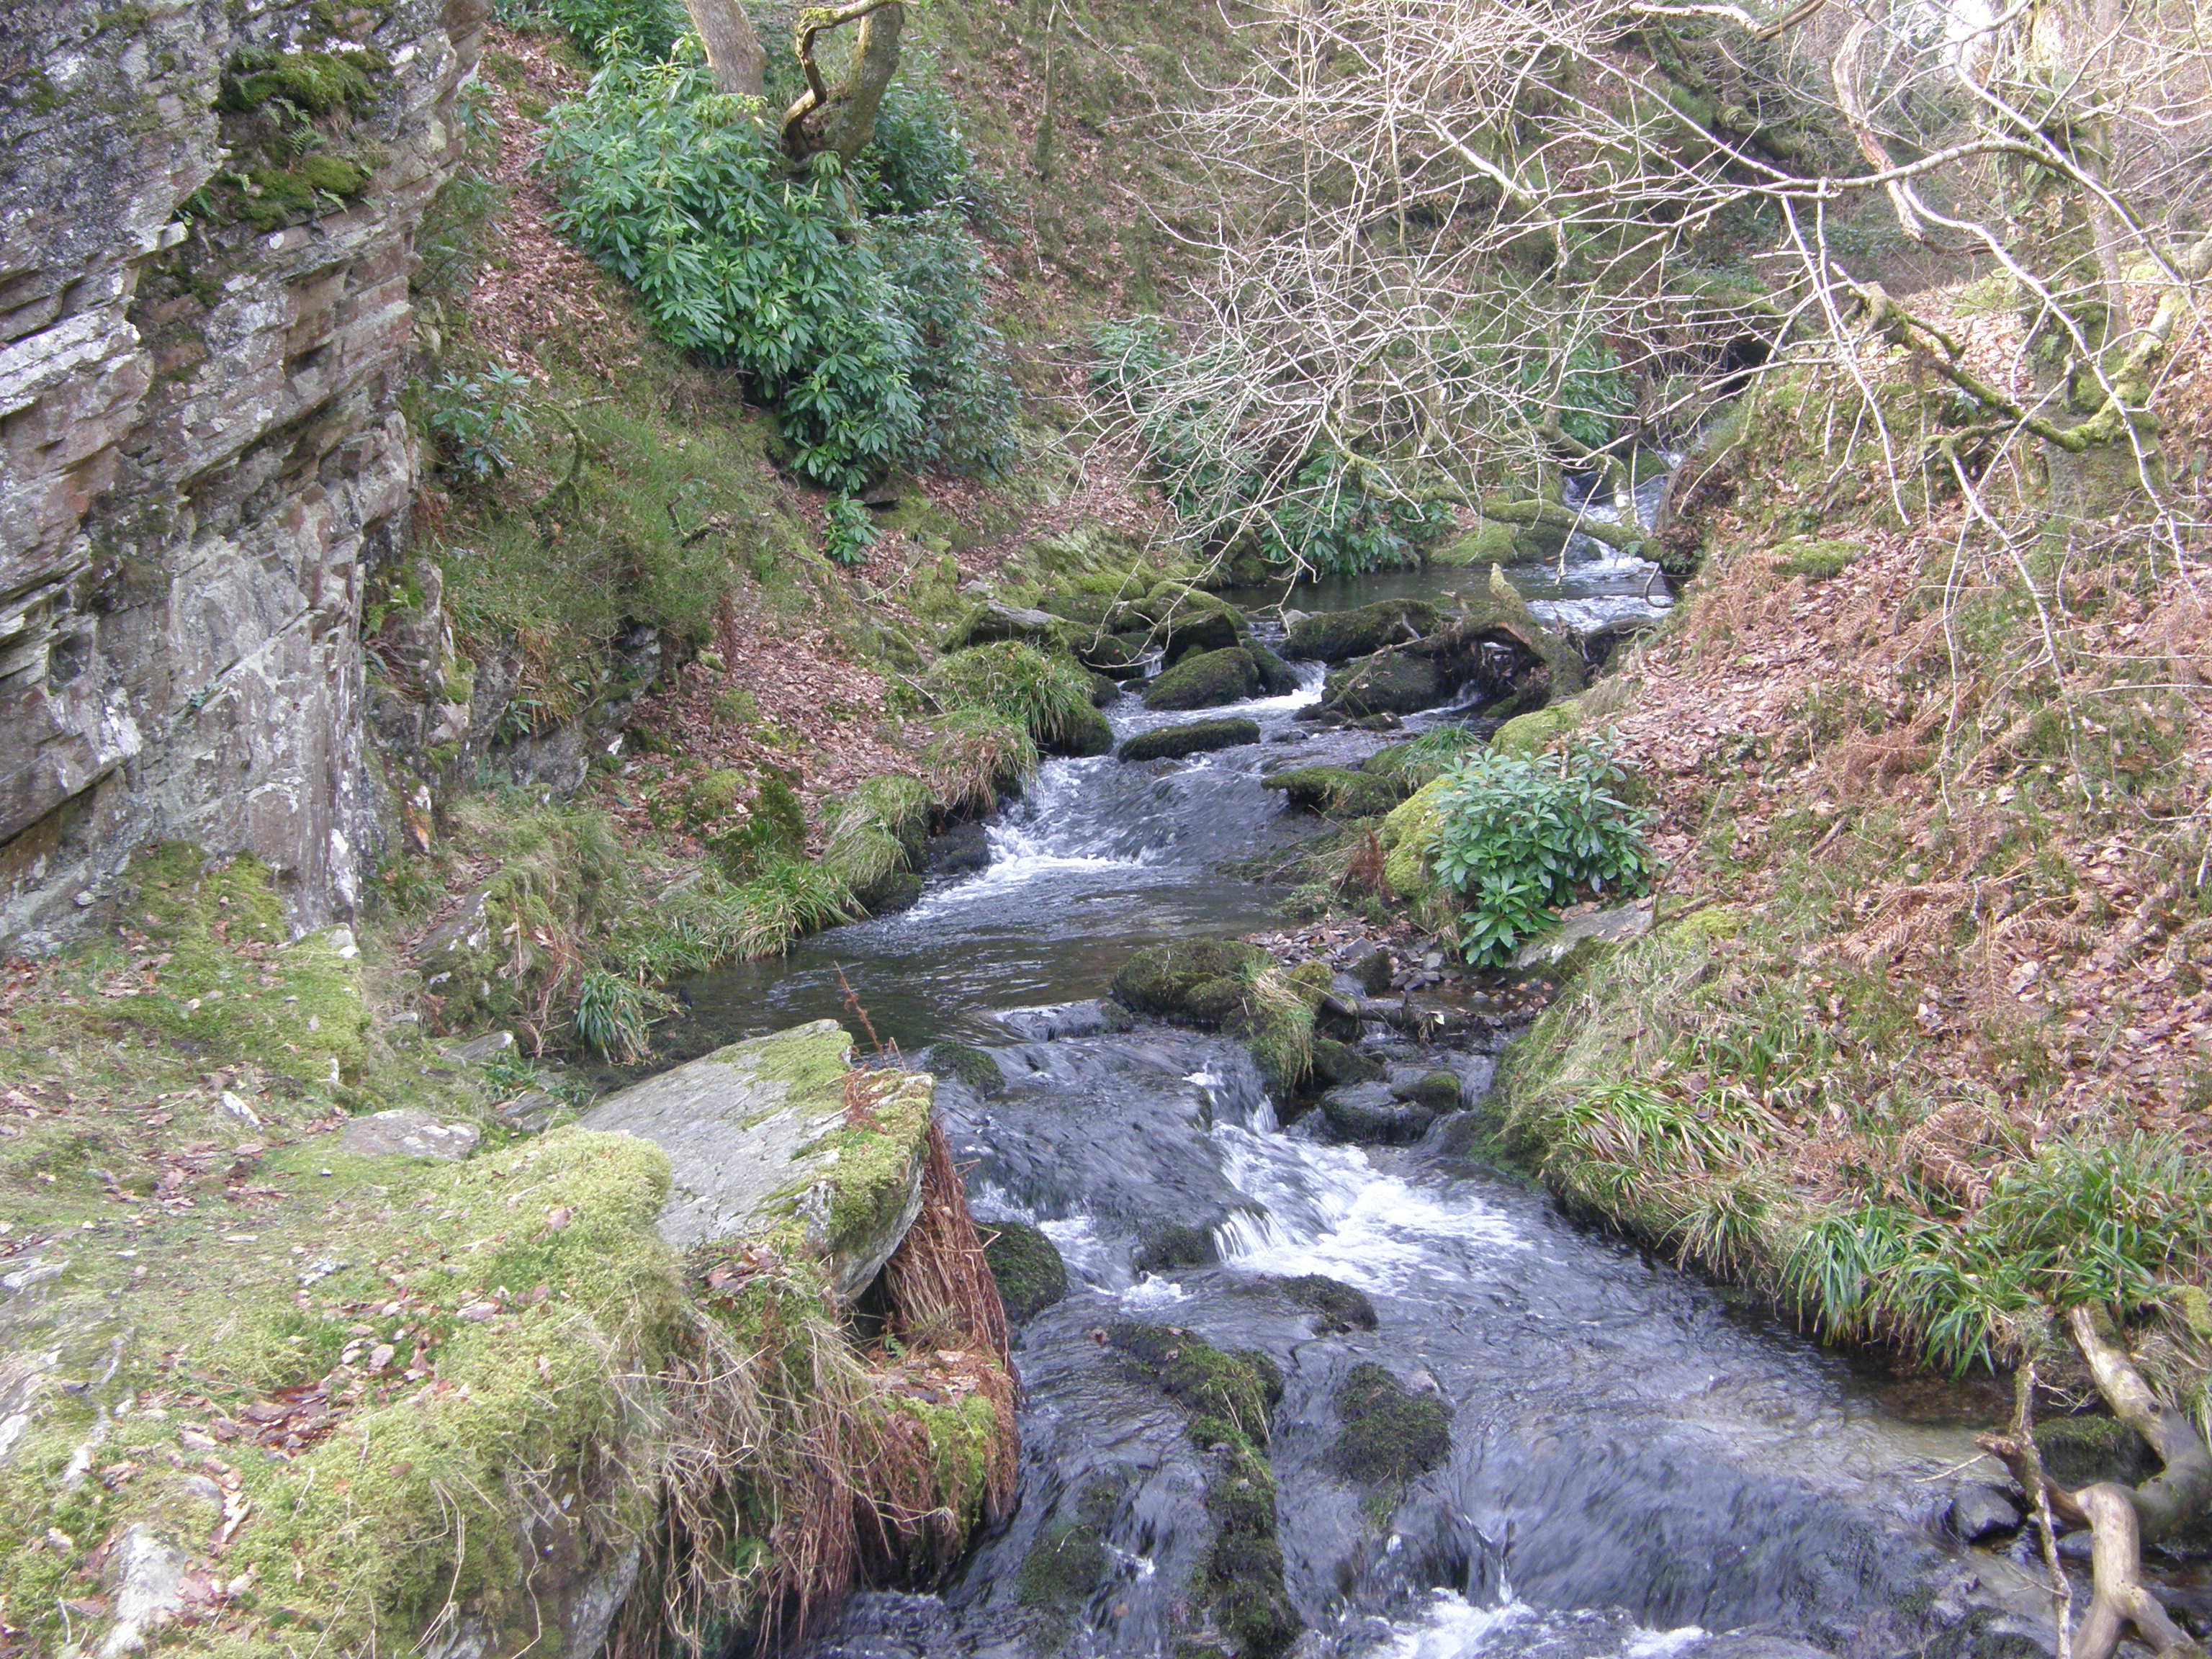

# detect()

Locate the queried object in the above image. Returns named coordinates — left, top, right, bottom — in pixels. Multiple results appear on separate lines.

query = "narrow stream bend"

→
left=680, top=534, right=2052, bottom=1659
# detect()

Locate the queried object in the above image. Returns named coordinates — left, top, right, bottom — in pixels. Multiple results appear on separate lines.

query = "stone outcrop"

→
left=0, top=0, right=486, bottom=950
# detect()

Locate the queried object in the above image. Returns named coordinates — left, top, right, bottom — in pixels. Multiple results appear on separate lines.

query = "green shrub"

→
left=494, top=0, right=687, bottom=62
left=858, top=80, right=1007, bottom=229
left=927, top=642, right=1098, bottom=751
left=545, top=51, right=1016, bottom=493
left=427, top=365, right=536, bottom=482
left=824, top=495, right=879, bottom=566
left=1429, top=739, right=1654, bottom=966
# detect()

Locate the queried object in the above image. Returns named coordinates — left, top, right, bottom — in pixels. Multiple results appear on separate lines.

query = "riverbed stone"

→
left=1284, top=600, right=1444, bottom=663
left=579, top=1020, right=934, bottom=1300
left=340, top=1110, right=482, bottom=1161
left=1119, top=718, right=1261, bottom=763
left=1390, top=1071, right=1465, bottom=1112
left=1262, top=765, right=1408, bottom=818
left=952, top=601, right=1070, bottom=651
left=1144, top=647, right=1264, bottom=711
left=1945, top=1483, right=2023, bottom=1543
left=1321, top=653, right=1445, bottom=717
left=925, top=820, right=993, bottom=876
left=1277, top=1274, right=1379, bottom=1333
left=1319, top=1082, right=1437, bottom=1144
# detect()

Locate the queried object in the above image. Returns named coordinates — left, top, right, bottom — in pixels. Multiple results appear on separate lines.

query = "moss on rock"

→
left=931, top=1040, right=1006, bottom=1097
left=1321, top=652, right=1444, bottom=716
left=1278, top=1274, right=1378, bottom=1333
left=1491, top=698, right=1585, bottom=757
left=1145, top=647, right=1264, bottom=711
left=1262, top=765, right=1409, bottom=819
left=1283, top=600, right=1443, bottom=663
left=1331, top=1362, right=1453, bottom=1486
left=1119, top=717, right=1261, bottom=763
left=985, top=1219, right=1069, bottom=1321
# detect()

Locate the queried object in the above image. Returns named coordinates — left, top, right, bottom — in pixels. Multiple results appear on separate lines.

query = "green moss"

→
left=2035, top=1414, right=2156, bottom=1489
left=1119, top=718, right=1261, bottom=763
left=221, top=47, right=383, bottom=116
left=1135, top=1223, right=1217, bottom=1276
left=1113, top=940, right=1270, bottom=1020
left=1429, top=520, right=1521, bottom=567
left=1282, top=600, right=1442, bottom=664
left=1491, top=698, right=1584, bottom=757
left=1379, top=776, right=1451, bottom=915
left=1331, top=1362, right=1452, bottom=1486
left=929, top=641, right=1107, bottom=755
left=984, top=1219, right=1069, bottom=1322
left=1261, top=765, right=1408, bottom=819
left=1277, top=1274, right=1377, bottom=1333
left=1776, top=536, right=1861, bottom=580
left=1143, top=647, right=1262, bottom=711
left=1112, top=942, right=1319, bottom=1093
left=931, top=1041, right=1005, bottom=1097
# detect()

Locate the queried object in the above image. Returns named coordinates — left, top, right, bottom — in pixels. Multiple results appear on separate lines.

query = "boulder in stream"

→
left=1945, top=1483, right=2023, bottom=1543
left=1283, top=598, right=1443, bottom=663
left=1120, top=717, right=1262, bottom=763
left=1144, top=646, right=1264, bottom=711
left=1321, top=652, right=1444, bottom=717
left=1261, top=764, right=1408, bottom=818
left=982, top=1218, right=1067, bottom=1323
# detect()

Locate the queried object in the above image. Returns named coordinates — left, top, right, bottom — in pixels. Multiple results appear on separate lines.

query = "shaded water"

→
left=678, top=531, right=2052, bottom=1659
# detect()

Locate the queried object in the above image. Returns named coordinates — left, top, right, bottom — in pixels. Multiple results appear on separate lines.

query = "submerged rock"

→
left=1945, top=1483, right=2023, bottom=1543
left=1331, top=1362, right=1452, bottom=1487
left=1277, top=1274, right=1379, bottom=1334
left=1144, top=647, right=1264, bottom=711
left=1120, top=717, right=1262, bottom=763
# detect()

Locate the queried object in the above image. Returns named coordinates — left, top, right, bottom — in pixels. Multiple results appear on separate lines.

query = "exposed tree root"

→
left=1979, top=1307, right=2212, bottom=1659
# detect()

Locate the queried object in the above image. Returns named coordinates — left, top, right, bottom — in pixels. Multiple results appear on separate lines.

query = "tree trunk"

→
left=783, top=1, right=905, bottom=168
left=1979, top=1307, right=2212, bottom=1659
left=685, top=0, right=765, bottom=101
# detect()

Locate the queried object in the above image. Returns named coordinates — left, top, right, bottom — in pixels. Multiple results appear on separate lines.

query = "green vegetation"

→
left=426, top=364, right=536, bottom=482
left=544, top=50, right=1016, bottom=492
left=1092, top=318, right=1453, bottom=577
left=495, top=0, right=686, bottom=60
left=1111, top=942, right=1330, bottom=1093
left=1331, top=1363, right=1453, bottom=1488
left=1428, top=741, right=1655, bottom=966
left=927, top=641, right=1112, bottom=755
left=984, top=1219, right=1069, bottom=1323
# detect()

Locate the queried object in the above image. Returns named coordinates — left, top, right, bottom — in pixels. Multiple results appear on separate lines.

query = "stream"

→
left=675, top=517, right=2056, bottom=1659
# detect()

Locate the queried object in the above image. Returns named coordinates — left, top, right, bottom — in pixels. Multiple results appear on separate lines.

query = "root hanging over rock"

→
left=1979, top=1305, right=2212, bottom=1659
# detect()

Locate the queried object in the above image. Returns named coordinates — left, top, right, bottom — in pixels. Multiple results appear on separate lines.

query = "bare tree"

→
left=1098, top=0, right=2211, bottom=576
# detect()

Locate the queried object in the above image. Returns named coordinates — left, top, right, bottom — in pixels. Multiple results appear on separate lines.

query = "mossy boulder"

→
left=1776, top=536, right=1861, bottom=580
left=1119, top=717, right=1262, bottom=763
left=1321, top=652, right=1444, bottom=717
left=1261, top=765, right=1408, bottom=819
left=1331, top=1363, right=1452, bottom=1486
left=2035, top=1414, right=2159, bottom=1490
left=930, top=1040, right=1005, bottom=1097
left=1278, top=1274, right=1378, bottom=1334
left=1135, top=1220, right=1218, bottom=1275
left=1311, top=1037, right=1385, bottom=1087
left=1320, top=1082, right=1438, bottom=1144
left=1075, top=628, right=1151, bottom=678
left=1429, top=519, right=1520, bottom=567
left=1158, top=599, right=1247, bottom=664
left=1056, top=696, right=1117, bottom=757
left=1283, top=600, right=1442, bottom=664
left=1248, top=641, right=1301, bottom=696
left=951, top=600, right=1071, bottom=651
left=1379, top=776, right=1451, bottom=915
left=1112, top=940, right=1269, bottom=1022
left=1491, top=698, right=1585, bottom=757
left=1391, top=1071, right=1465, bottom=1112
left=985, top=1218, right=1069, bottom=1322
left=1144, top=647, right=1264, bottom=711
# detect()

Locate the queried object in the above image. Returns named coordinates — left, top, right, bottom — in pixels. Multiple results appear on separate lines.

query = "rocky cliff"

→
left=0, top=0, right=484, bottom=952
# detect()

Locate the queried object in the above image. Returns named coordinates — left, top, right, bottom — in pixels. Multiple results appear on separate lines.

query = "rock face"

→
left=0, top=0, right=485, bottom=951
left=580, top=1020, right=936, bottom=1300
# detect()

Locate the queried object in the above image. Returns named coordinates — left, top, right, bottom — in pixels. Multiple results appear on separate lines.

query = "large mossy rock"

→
left=1380, top=776, right=1451, bottom=917
left=1321, top=652, right=1445, bottom=716
left=1145, top=647, right=1264, bottom=711
left=1120, top=717, right=1261, bottom=763
left=1055, top=696, right=1117, bottom=757
left=580, top=1020, right=932, bottom=1300
left=1283, top=599, right=1442, bottom=663
left=1261, top=765, right=1409, bottom=819
left=949, top=601, right=1069, bottom=652
left=1112, top=940, right=1270, bottom=1023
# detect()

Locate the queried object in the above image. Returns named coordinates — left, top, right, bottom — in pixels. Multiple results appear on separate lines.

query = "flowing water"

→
left=677, top=518, right=2056, bottom=1659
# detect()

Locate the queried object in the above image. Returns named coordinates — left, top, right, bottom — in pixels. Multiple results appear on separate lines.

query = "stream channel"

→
left=674, top=498, right=2055, bottom=1659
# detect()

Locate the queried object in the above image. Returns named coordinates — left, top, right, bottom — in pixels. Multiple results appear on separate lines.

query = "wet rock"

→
left=1331, top=1362, right=1452, bottom=1485
left=1134, top=1221, right=1218, bottom=1276
left=1277, top=1274, right=1378, bottom=1334
left=1052, top=698, right=1118, bottom=759
left=1112, top=940, right=1269, bottom=1025
left=924, top=821, right=992, bottom=877
left=1318, top=1082, right=1437, bottom=1145
left=2036, top=1413, right=2158, bottom=1489
left=1249, top=642, right=1301, bottom=697
left=1513, top=902, right=1654, bottom=979
left=1321, top=653, right=1444, bottom=717
left=1158, top=605, right=1245, bottom=664
left=860, top=871, right=925, bottom=915
left=1283, top=599, right=1444, bottom=663
left=1119, top=718, right=1262, bottom=763
left=1143, top=647, right=1264, bottom=711
left=1310, top=1036, right=1384, bottom=1088
left=1351, top=946, right=1395, bottom=997
left=1945, top=1483, right=2023, bottom=1543
left=930, top=1041, right=1005, bottom=1098
left=986, top=1000, right=1133, bottom=1043
left=340, top=1111, right=482, bottom=1162
left=579, top=1021, right=932, bottom=1300
left=1390, top=1071, right=1464, bottom=1112
left=982, top=1218, right=1067, bottom=1323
